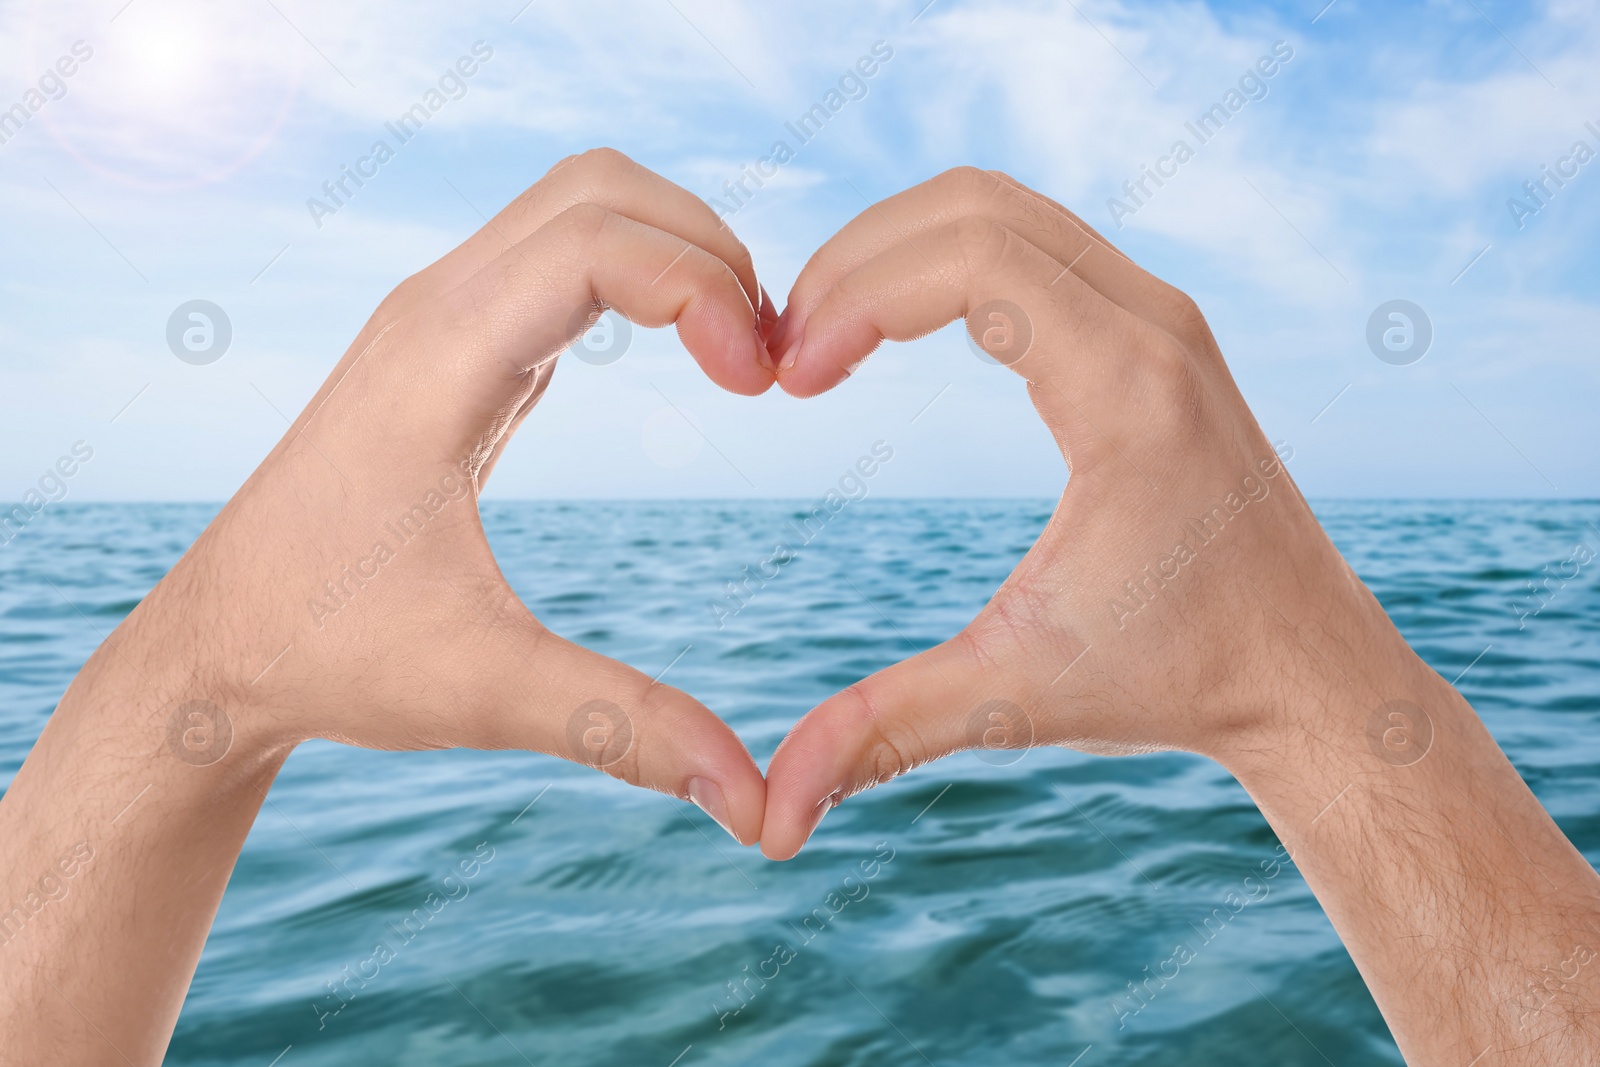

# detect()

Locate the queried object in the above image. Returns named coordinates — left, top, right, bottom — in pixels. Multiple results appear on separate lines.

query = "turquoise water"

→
left=3, top=500, right=1598, bottom=1065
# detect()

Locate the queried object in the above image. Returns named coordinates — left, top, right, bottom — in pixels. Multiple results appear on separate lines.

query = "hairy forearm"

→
left=0, top=592, right=288, bottom=1066
left=1225, top=630, right=1600, bottom=1062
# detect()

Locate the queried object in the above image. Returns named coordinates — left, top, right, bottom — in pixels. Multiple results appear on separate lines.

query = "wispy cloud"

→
left=0, top=0, right=1595, bottom=499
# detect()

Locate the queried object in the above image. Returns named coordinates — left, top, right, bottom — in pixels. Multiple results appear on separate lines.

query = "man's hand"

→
left=0, top=149, right=775, bottom=1065
left=186, top=147, right=773, bottom=832
left=758, top=168, right=1600, bottom=1064
left=760, top=165, right=1354, bottom=848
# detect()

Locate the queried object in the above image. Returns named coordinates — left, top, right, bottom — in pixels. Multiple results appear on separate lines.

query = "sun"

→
left=113, top=12, right=210, bottom=108
left=29, top=0, right=308, bottom=190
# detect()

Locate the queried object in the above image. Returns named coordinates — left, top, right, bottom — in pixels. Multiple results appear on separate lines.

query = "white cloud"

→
left=0, top=0, right=1595, bottom=499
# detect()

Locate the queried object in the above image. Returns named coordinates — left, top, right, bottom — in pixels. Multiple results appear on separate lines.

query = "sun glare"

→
left=114, top=15, right=208, bottom=107
left=30, top=0, right=306, bottom=190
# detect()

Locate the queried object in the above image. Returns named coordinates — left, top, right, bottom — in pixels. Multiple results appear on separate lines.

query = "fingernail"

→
left=768, top=307, right=792, bottom=357
left=801, top=796, right=835, bottom=848
left=779, top=322, right=806, bottom=373
left=737, top=325, right=773, bottom=377
left=688, top=777, right=738, bottom=842
left=754, top=327, right=775, bottom=373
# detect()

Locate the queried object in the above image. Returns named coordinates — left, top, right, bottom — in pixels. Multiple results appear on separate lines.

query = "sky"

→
left=0, top=0, right=1596, bottom=502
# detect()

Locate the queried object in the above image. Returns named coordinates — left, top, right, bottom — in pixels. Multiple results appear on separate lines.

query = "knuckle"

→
left=1138, top=328, right=1206, bottom=417
left=982, top=168, right=1032, bottom=208
left=541, top=201, right=613, bottom=255
left=963, top=601, right=1029, bottom=662
left=599, top=680, right=673, bottom=786
left=835, top=682, right=924, bottom=788
left=571, top=146, right=635, bottom=183
left=1142, top=330, right=1189, bottom=381
left=552, top=199, right=612, bottom=233
left=935, top=165, right=999, bottom=205
left=527, top=148, right=636, bottom=214
left=948, top=214, right=1011, bottom=274
left=373, top=270, right=430, bottom=325
left=562, top=681, right=651, bottom=785
left=1158, top=286, right=1208, bottom=342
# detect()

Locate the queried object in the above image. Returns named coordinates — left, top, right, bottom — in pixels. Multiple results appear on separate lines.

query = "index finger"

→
left=366, top=149, right=774, bottom=368
left=771, top=168, right=1193, bottom=365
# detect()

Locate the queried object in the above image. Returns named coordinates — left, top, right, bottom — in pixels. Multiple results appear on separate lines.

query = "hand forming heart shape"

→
left=21, top=148, right=1592, bottom=1067
left=171, top=149, right=1385, bottom=870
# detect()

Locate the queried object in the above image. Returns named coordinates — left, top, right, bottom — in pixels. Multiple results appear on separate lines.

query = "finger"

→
left=775, top=216, right=1192, bottom=482
left=760, top=635, right=1002, bottom=860
left=984, top=170, right=1128, bottom=259
left=777, top=214, right=1163, bottom=420
left=399, top=201, right=775, bottom=467
left=426, top=148, right=767, bottom=339
left=982, top=170, right=1207, bottom=343
left=435, top=581, right=766, bottom=845
left=771, top=168, right=1197, bottom=364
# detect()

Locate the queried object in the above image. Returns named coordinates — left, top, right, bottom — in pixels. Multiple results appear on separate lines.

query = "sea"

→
left=2, top=500, right=1597, bottom=1066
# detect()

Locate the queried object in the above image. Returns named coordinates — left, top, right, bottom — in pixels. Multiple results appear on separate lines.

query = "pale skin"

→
left=757, top=167, right=1600, bottom=1061
left=0, top=152, right=1593, bottom=1064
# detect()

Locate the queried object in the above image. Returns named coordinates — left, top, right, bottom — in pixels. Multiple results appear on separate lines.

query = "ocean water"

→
left=2, top=499, right=1598, bottom=1066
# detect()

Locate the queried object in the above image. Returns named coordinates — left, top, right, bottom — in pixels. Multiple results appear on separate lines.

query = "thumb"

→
left=760, top=634, right=1024, bottom=860
left=446, top=598, right=766, bottom=846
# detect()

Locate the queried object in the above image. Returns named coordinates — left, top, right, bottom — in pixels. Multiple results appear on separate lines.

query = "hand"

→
left=756, top=168, right=1600, bottom=1064
left=0, top=149, right=777, bottom=1062
left=760, top=165, right=1361, bottom=853
left=186, top=149, right=775, bottom=838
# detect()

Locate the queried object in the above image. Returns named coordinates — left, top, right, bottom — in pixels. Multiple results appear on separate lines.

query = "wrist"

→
left=1176, top=545, right=1425, bottom=780
left=1218, top=642, right=1456, bottom=816
left=73, top=557, right=301, bottom=773
left=1219, top=622, right=1439, bottom=790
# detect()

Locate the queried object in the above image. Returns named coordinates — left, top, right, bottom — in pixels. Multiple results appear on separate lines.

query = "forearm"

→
left=0, top=599, right=289, bottom=1066
left=1224, top=624, right=1600, bottom=1062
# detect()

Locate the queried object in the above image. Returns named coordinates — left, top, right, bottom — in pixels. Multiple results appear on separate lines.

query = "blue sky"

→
left=1, top=0, right=1596, bottom=501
